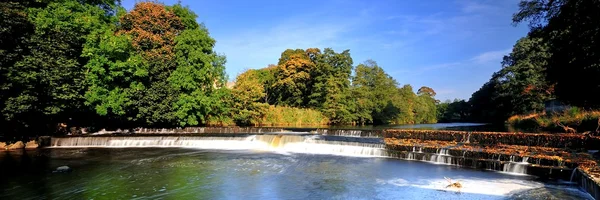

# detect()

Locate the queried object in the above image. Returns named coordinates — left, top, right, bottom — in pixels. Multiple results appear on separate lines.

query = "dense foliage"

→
left=467, top=36, right=553, bottom=123
left=514, top=0, right=600, bottom=108
left=1, top=0, right=119, bottom=135
left=441, top=0, right=600, bottom=132
left=84, top=2, right=227, bottom=127
left=0, top=1, right=439, bottom=136
left=437, top=99, right=470, bottom=123
left=6, top=0, right=600, bottom=135
left=233, top=55, right=438, bottom=126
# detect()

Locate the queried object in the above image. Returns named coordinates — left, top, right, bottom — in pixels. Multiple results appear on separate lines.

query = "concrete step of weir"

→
left=386, top=149, right=576, bottom=180
left=383, top=129, right=600, bottom=149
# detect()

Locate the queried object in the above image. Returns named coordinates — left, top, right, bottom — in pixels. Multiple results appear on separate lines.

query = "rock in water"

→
left=7, top=141, right=25, bottom=150
left=0, top=142, right=6, bottom=150
left=25, top=140, right=39, bottom=149
left=54, top=166, right=72, bottom=173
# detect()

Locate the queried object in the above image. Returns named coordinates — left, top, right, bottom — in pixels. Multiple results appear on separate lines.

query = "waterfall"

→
left=51, top=136, right=264, bottom=150
left=570, top=169, right=577, bottom=182
left=429, top=148, right=453, bottom=164
left=317, top=129, right=382, bottom=138
left=50, top=135, right=386, bottom=157
left=502, top=156, right=529, bottom=174
left=464, top=133, right=471, bottom=143
left=407, top=147, right=425, bottom=160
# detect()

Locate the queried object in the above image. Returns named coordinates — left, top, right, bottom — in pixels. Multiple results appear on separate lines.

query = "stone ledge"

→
left=384, top=129, right=600, bottom=149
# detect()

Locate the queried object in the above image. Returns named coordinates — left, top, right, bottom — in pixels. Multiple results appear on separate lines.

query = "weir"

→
left=46, top=128, right=600, bottom=199
left=50, top=135, right=387, bottom=157
left=387, top=147, right=539, bottom=175
left=49, top=134, right=552, bottom=175
left=314, top=129, right=383, bottom=138
left=385, top=129, right=600, bottom=200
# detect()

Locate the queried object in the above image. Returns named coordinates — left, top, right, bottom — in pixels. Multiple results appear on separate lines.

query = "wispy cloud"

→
left=469, top=48, right=511, bottom=64
left=393, top=47, right=510, bottom=77
left=458, top=0, right=498, bottom=13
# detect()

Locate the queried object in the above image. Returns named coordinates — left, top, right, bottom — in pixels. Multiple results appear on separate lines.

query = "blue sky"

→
left=122, top=0, right=529, bottom=101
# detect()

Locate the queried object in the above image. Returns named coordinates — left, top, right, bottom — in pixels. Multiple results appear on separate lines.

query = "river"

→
left=0, top=136, right=592, bottom=200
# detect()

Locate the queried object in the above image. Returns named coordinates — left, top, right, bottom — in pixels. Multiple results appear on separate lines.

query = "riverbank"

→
left=507, top=109, right=600, bottom=133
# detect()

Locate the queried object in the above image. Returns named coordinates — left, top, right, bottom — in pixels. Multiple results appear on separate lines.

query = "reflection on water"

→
left=0, top=148, right=592, bottom=200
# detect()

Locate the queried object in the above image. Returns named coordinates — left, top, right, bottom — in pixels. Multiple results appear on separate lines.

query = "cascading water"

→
left=403, top=147, right=457, bottom=165
left=502, top=156, right=530, bottom=174
left=51, top=136, right=265, bottom=150
left=50, top=135, right=387, bottom=157
left=429, top=148, right=454, bottom=164
left=318, top=129, right=382, bottom=138
left=463, top=133, right=471, bottom=143
left=50, top=135, right=537, bottom=176
left=407, top=147, right=424, bottom=160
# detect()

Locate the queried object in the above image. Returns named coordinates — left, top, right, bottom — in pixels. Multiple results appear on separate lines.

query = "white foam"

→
left=377, top=177, right=543, bottom=199
left=50, top=136, right=387, bottom=157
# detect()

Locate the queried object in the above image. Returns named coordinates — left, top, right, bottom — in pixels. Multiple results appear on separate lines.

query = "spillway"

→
left=50, top=135, right=387, bottom=157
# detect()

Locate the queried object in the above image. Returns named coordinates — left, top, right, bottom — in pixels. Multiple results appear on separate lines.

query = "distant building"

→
left=544, top=99, right=570, bottom=113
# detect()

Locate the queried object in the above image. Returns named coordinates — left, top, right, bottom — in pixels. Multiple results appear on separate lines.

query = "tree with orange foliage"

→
left=84, top=2, right=227, bottom=126
left=273, top=49, right=316, bottom=107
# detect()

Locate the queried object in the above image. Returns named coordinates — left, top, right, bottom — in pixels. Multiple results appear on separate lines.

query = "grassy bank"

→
left=257, top=106, right=329, bottom=126
left=507, top=108, right=600, bottom=133
left=204, top=105, right=329, bottom=126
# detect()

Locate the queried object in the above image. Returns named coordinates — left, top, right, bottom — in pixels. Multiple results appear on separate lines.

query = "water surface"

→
left=0, top=148, right=591, bottom=200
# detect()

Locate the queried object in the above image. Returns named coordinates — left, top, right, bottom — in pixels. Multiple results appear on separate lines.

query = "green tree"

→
left=169, top=25, right=227, bottom=126
left=496, top=36, right=553, bottom=115
left=394, top=85, right=417, bottom=124
left=352, top=60, right=401, bottom=124
left=308, top=48, right=355, bottom=124
left=256, top=65, right=277, bottom=104
left=437, top=99, right=470, bottom=122
left=1, top=0, right=118, bottom=134
left=469, top=79, right=507, bottom=123
left=231, top=69, right=269, bottom=125
left=273, top=49, right=315, bottom=107
left=84, top=2, right=226, bottom=127
left=0, top=1, right=36, bottom=133
left=468, top=36, right=553, bottom=123
left=437, top=100, right=450, bottom=121
left=514, top=0, right=600, bottom=108
left=414, top=86, right=438, bottom=123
